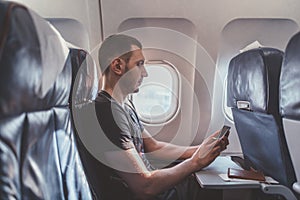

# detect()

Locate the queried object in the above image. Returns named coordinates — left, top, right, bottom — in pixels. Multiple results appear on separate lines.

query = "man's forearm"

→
left=120, top=156, right=201, bottom=199
left=146, top=140, right=198, bottom=160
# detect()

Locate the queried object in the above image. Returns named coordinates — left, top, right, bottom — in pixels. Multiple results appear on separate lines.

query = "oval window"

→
left=132, top=60, right=180, bottom=124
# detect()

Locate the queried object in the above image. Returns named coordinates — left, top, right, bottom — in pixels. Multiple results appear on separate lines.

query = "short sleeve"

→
left=95, top=97, right=135, bottom=151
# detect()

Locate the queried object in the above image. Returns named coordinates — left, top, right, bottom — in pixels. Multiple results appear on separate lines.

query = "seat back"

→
left=0, top=2, right=92, bottom=199
left=47, top=11, right=105, bottom=200
left=70, top=47, right=103, bottom=200
left=280, top=31, right=300, bottom=194
left=227, top=47, right=296, bottom=188
left=69, top=34, right=134, bottom=199
left=71, top=70, right=134, bottom=200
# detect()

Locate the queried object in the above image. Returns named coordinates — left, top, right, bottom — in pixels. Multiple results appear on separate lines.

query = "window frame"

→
left=131, top=60, right=181, bottom=125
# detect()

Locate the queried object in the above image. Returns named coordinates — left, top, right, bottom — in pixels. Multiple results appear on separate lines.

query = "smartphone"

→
left=217, top=125, right=231, bottom=139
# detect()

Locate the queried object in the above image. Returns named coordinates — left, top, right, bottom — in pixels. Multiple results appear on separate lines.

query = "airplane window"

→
left=223, top=78, right=233, bottom=121
left=132, top=61, right=180, bottom=124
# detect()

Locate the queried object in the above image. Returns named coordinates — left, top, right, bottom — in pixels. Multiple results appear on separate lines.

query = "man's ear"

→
left=111, top=58, right=124, bottom=75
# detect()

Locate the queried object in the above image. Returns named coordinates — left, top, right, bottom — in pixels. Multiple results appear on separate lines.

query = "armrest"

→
left=261, top=183, right=297, bottom=200
left=293, top=182, right=300, bottom=194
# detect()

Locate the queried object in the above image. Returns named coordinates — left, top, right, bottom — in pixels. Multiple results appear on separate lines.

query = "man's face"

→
left=119, top=45, right=148, bottom=94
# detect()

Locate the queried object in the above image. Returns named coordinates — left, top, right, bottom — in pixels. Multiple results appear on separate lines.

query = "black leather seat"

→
left=0, top=1, right=92, bottom=199
left=227, top=47, right=296, bottom=189
left=69, top=37, right=132, bottom=199
left=71, top=56, right=115, bottom=200
left=280, top=31, right=300, bottom=197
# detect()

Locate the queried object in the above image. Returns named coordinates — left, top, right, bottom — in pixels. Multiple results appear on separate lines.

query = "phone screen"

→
left=217, top=125, right=231, bottom=139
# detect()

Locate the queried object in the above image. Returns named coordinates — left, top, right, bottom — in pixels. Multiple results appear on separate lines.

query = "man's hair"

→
left=98, top=34, right=142, bottom=74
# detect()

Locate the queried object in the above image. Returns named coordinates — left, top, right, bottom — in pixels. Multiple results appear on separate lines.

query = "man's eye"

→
left=137, top=60, right=144, bottom=67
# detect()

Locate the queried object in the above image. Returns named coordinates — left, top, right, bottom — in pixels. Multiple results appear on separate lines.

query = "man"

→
left=95, top=34, right=229, bottom=200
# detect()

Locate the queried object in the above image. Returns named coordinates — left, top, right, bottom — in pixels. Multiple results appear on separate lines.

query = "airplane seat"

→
left=0, top=1, right=92, bottom=199
left=70, top=47, right=122, bottom=199
left=280, top=31, right=300, bottom=196
left=69, top=50, right=101, bottom=199
left=46, top=12, right=108, bottom=200
left=69, top=35, right=104, bottom=200
left=227, top=47, right=296, bottom=189
left=68, top=29, right=134, bottom=200
left=46, top=9, right=110, bottom=200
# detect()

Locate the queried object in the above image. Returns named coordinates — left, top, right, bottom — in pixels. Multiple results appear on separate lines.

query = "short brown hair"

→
left=98, top=34, right=142, bottom=74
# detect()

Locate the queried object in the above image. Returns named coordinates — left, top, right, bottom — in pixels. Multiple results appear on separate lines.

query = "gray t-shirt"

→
left=94, top=91, right=210, bottom=200
left=95, top=90, right=153, bottom=171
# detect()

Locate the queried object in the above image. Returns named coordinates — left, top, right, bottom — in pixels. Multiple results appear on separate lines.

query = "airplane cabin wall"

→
left=100, top=0, right=300, bottom=152
left=6, top=0, right=300, bottom=153
left=7, top=0, right=102, bottom=54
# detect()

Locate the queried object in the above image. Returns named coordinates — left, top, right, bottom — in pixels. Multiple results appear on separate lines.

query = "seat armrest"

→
left=261, top=183, right=297, bottom=200
left=293, top=182, right=300, bottom=194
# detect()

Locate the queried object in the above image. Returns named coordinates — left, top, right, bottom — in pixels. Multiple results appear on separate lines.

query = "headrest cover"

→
left=0, top=2, right=70, bottom=118
left=227, top=48, right=283, bottom=113
left=280, top=32, right=300, bottom=120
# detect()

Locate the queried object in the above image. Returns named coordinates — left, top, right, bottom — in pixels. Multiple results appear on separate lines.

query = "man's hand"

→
left=191, top=131, right=229, bottom=170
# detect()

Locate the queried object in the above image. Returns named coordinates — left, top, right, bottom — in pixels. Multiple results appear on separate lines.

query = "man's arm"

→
left=105, top=131, right=228, bottom=199
left=142, top=129, right=228, bottom=160
left=143, top=130, right=197, bottom=160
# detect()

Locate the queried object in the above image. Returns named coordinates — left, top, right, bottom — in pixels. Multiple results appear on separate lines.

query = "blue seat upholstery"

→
left=0, top=1, right=92, bottom=199
left=280, top=31, right=300, bottom=196
left=227, top=47, right=296, bottom=189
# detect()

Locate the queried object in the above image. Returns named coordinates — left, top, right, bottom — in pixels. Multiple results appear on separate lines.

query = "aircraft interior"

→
left=1, top=0, right=300, bottom=199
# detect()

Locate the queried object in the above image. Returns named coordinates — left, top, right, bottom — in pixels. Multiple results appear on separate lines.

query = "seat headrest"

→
left=0, top=2, right=70, bottom=118
left=227, top=47, right=283, bottom=114
left=47, top=18, right=90, bottom=50
left=280, top=31, right=300, bottom=120
left=45, top=19, right=98, bottom=105
left=70, top=49, right=99, bottom=107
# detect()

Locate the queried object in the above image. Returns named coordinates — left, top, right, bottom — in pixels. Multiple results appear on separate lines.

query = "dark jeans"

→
left=104, top=174, right=222, bottom=200
left=156, top=175, right=223, bottom=200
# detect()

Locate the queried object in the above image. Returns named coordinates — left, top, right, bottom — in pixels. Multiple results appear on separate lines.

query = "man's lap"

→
left=156, top=175, right=223, bottom=200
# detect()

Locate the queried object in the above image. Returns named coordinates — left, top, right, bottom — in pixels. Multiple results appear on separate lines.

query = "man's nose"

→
left=141, top=65, right=148, bottom=77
